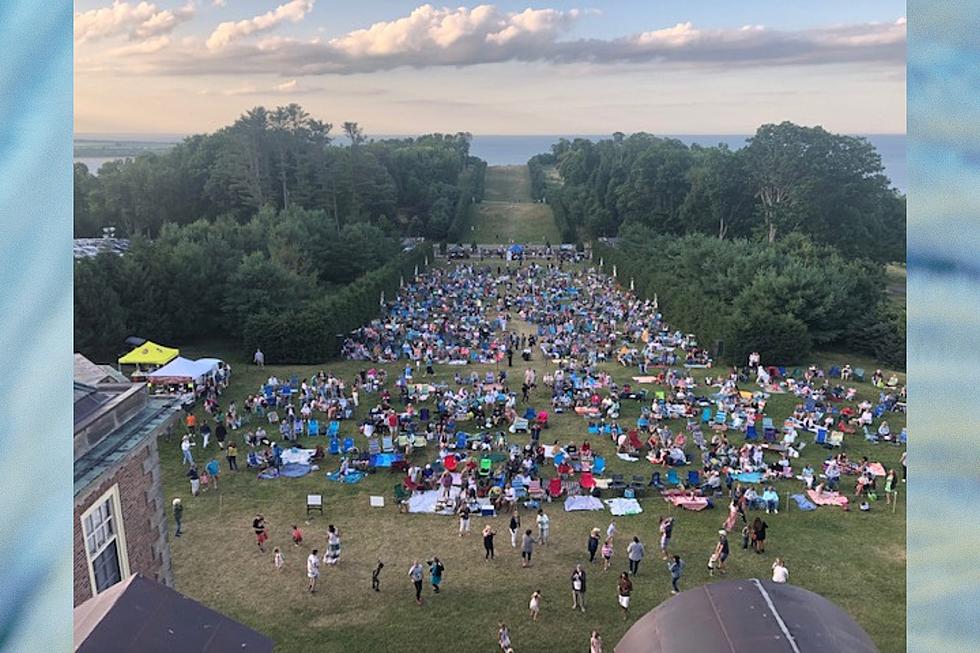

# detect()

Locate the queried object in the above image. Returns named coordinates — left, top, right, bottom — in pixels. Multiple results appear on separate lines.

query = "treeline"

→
left=539, top=123, right=905, bottom=263
left=74, top=206, right=413, bottom=360
left=74, top=104, right=485, bottom=242
left=243, top=243, right=432, bottom=363
left=527, top=153, right=579, bottom=243
left=594, top=227, right=906, bottom=369
left=446, top=159, right=488, bottom=242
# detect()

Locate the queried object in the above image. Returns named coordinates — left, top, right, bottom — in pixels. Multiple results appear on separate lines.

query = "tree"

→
left=343, top=121, right=365, bottom=223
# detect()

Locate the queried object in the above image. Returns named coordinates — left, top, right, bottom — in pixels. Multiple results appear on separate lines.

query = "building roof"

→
left=614, top=579, right=878, bottom=653
left=74, top=354, right=128, bottom=386
left=73, top=382, right=112, bottom=426
left=73, top=574, right=274, bottom=653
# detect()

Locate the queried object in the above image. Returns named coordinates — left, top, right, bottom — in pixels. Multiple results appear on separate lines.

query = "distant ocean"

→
left=75, top=133, right=906, bottom=192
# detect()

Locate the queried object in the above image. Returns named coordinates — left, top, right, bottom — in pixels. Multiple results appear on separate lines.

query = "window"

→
left=81, top=485, right=129, bottom=596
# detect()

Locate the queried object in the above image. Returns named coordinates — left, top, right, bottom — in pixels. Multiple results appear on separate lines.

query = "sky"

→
left=74, top=1, right=907, bottom=136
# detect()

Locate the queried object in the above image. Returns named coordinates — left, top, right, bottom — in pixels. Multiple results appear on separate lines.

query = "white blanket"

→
left=616, top=453, right=639, bottom=462
left=280, top=448, right=315, bottom=465
left=407, top=490, right=455, bottom=515
left=564, top=495, right=604, bottom=512
left=605, top=498, right=643, bottom=516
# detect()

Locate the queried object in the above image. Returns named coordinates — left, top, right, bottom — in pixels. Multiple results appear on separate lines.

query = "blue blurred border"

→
left=0, top=1, right=73, bottom=651
left=908, top=1, right=980, bottom=651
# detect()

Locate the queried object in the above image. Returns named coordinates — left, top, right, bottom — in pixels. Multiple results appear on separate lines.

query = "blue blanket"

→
left=791, top=494, right=817, bottom=511
left=326, top=470, right=366, bottom=484
left=733, top=471, right=763, bottom=484
left=280, top=463, right=312, bottom=478
left=257, top=468, right=279, bottom=480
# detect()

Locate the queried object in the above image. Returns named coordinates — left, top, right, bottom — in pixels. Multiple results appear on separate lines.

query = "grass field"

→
left=465, top=166, right=562, bottom=244
left=162, top=290, right=906, bottom=652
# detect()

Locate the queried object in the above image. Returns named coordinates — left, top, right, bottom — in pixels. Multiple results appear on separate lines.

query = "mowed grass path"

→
left=165, top=301, right=906, bottom=652
left=466, top=165, right=561, bottom=244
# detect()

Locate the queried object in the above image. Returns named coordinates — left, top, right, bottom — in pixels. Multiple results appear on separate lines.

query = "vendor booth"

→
left=117, top=341, right=180, bottom=380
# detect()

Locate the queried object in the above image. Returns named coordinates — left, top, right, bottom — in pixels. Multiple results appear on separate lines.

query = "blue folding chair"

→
left=829, top=366, right=841, bottom=378
left=328, top=437, right=340, bottom=455
left=899, top=427, right=908, bottom=444
left=455, top=432, right=467, bottom=450
left=327, top=421, right=340, bottom=438
left=701, top=407, right=712, bottom=423
left=745, top=424, right=758, bottom=441
left=666, top=468, right=680, bottom=486
left=593, top=456, right=606, bottom=476
left=686, top=470, right=700, bottom=487
left=714, top=411, right=727, bottom=426
left=308, top=419, right=320, bottom=436
left=587, top=423, right=599, bottom=435
left=814, top=427, right=828, bottom=446
left=342, top=437, right=355, bottom=453
left=650, top=471, right=663, bottom=489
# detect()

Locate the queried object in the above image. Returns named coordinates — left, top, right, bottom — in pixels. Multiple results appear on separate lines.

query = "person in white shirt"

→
left=181, top=436, right=194, bottom=465
left=536, top=509, right=551, bottom=545
left=307, top=549, right=320, bottom=593
left=772, top=558, right=789, bottom=583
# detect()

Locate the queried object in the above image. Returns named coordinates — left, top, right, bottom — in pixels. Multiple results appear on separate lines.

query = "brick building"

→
left=73, top=360, right=182, bottom=607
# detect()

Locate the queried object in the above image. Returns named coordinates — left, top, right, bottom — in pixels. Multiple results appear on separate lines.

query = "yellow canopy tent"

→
left=118, top=341, right=180, bottom=367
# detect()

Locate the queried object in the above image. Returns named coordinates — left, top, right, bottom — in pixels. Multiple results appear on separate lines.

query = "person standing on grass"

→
left=274, top=547, right=284, bottom=571
left=428, top=556, right=445, bottom=593
left=751, top=517, right=768, bottom=554
left=201, top=422, right=211, bottom=449
left=590, top=630, right=603, bottom=653
left=307, top=549, right=319, bottom=593
left=498, top=623, right=513, bottom=652
left=324, top=525, right=341, bottom=565
left=587, top=528, right=601, bottom=563
left=901, top=450, right=907, bottom=482
left=409, top=560, right=425, bottom=605
left=529, top=589, right=542, bottom=621
left=667, top=555, right=684, bottom=594
left=571, top=565, right=587, bottom=612
left=772, top=557, right=789, bottom=583
left=253, top=514, right=268, bottom=552
left=187, top=465, right=200, bottom=496
left=601, top=537, right=613, bottom=571
left=205, top=458, right=220, bottom=490
left=510, top=510, right=521, bottom=548
left=215, top=420, right=227, bottom=450
left=521, top=529, right=536, bottom=567
left=226, top=442, right=238, bottom=471
left=658, top=516, right=673, bottom=560
left=885, top=469, right=898, bottom=504
left=172, top=498, right=183, bottom=537
left=711, top=530, right=728, bottom=575
left=483, top=524, right=496, bottom=560
left=536, top=509, right=550, bottom=545
left=181, top=435, right=194, bottom=465
left=459, top=504, right=471, bottom=537
left=617, top=572, right=633, bottom=620
left=626, top=536, right=645, bottom=576
left=371, top=559, right=384, bottom=591
left=606, top=521, right=617, bottom=542
left=292, top=525, right=303, bottom=546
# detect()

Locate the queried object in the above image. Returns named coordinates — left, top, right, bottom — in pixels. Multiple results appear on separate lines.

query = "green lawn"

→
left=464, top=166, right=562, bottom=244
left=163, top=321, right=906, bottom=652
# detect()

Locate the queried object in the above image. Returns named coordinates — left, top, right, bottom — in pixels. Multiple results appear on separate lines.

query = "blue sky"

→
left=74, top=1, right=906, bottom=135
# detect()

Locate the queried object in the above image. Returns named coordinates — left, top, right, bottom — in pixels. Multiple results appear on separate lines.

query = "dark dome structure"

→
left=615, top=579, right=877, bottom=653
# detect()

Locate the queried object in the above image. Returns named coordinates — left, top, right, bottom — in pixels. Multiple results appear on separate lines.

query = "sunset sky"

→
left=74, top=1, right=906, bottom=136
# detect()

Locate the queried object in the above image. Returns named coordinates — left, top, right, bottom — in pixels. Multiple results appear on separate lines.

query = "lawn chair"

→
left=863, top=425, right=877, bottom=443
left=686, top=470, right=700, bottom=487
left=453, top=431, right=467, bottom=450
left=763, top=427, right=777, bottom=443
left=419, top=407, right=430, bottom=423
left=479, top=458, right=492, bottom=477
left=853, top=368, right=866, bottom=382
left=326, top=421, right=340, bottom=438
left=587, top=422, right=600, bottom=435
left=579, top=472, right=596, bottom=492
left=307, top=494, right=323, bottom=516
left=828, top=431, right=844, bottom=448
left=829, top=366, right=841, bottom=378
left=393, top=484, right=410, bottom=512
left=293, top=420, right=303, bottom=438
left=382, top=435, right=394, bottom=453
left=307, top=419, right=320, bottom=437
left=328, top=437, right=340, bottom=455
left=510, top=417, right=530, bottom=433
left=528, top=479, right=546, bottom=500
left=745, top=424, right=758, bottom=441
left=814, top=427, right=828, bottom=446
left=368, top=438, right=381, bottom=455
left=700, top=407, right=712, bottom=423
left=523, top=407, right=537, bottom=421
left=609, top=474, right=627, bottom=493
left=655, top=390, right=666, bottom=401
left=898, top=427, right=908, bottom=445
left=650, top=471, right=663, bottom=489
left=342, top=437, right=356, bottom=454
left=267, top=411, right=279, bottom=424
left=666, top=468, right=680, bottom=486
left=714, top=411, right=727, bottom=426
left=536, top=411, right=549, bottom=428
left=592, top=456, right=606, bottom=476
left=397, top=434, right=410, bottom=449
left=289, top=374, right=299, bottom=389
left=413, top=434, right=427, bottom=448
left=762, top=417, right=774, bottom=431
left=630, top=475, right=646, bottom=497
left=547, top=477, right=564, bottom=500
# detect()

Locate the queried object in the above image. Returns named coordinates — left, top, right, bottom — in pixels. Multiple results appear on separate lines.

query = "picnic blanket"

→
left=281, top=448, right=315, bottom=465
left=280, top=463, right=312, bottom=478
left=564, top=495, right=604, bottom=512
left=574, top=406, right=601, bottom=416
left=605, top=498, right=643, bottom=516
left=631, top=376, right=659, bottom=384
left=370, top=452, right=405, bottom=468
left=257, top=468, right=279, bottom=480
left=665, top=495, right=709, bottom=511
left=867, top=462, right=886, bottom=476
left=807, top=489, right=849, bottom=508
left=733, top=471, right=763, bottom=484
left=790, top=494, right=817, bottom=511
left=616, top=453, right=639, bottom=462
left=407, top=490, right=455, bottom=515
left=326, top=470, right=366, bottom=484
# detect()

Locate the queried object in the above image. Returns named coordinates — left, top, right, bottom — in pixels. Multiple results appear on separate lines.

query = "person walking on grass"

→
left=536, top=508, right=550, bottom=545
left=885, top=469, right=899, bottom=505
left=587, top=528, right=601, bottom=563
left=187, top=465, right=200, bottom=496
left=409, top=560, right=425, bottom=605
left=510, top=510, right=521, bottom=548
left=658, top=516, right=673, bottom=560
left=483, top=524, right=496, bottom=560
left=667, top=554, right=684, bottom=594
left=571, top=565, right=587, bottom=612
left=710, top=530, right=728, bottom=576
left=253, top=514, right=268, bottom=552
left=307, top=549, right=319, bottom=593
left=181, top=435, right=194, bottom=465
left=324, top=524, right=341, bottom=565
left=459, top=504, right=471, bottom=537
left=172, top=498, right=183, bottom=537
left=428, top=556, right=445, bottom=593
left=627, top=536, right=645, bottom=576
left=529, top=589, right=542, bottom=621
left=205, top=458, right=220, bottom=490
left=498, top=623, right=513, bottom=652
left=601, top=537, right=613, bottom=571
left=274, top=547, right=284, bottom=571
left=590, top=630, right=603, bottom=653
left=606, top=521, right=617, bottom=542
left=226, top=442, right=238, bottom=471
left=521, top=529, right=536, bottom=567
left=751, top=517, right=768, bottom=554
left=291, top=525, right=303, bottom=546
left=617, top=572, right=633, bottom=620
left=371, top=559, right=384, bottom=592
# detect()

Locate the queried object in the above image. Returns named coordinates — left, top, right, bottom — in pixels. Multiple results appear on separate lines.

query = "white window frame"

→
left=80, top=484, right=130, bottom=597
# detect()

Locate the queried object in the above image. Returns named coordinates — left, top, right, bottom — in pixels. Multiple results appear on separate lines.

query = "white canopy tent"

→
left=146, top=357, right=222, bottom=386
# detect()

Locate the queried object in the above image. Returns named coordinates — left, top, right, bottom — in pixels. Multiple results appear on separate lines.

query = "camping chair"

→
left=328, top=437, right=340, bottom=455
left=687, top=470, right=700, bottom=487
left=307, top=419, right=320, bottom=437
left=700, top=407, right=712, bottom=423
left=899, top=427, right=908, bottom=445
left=267, top=411, right=279, bottom=424
left=528, top=479, right=546, bottom=500
left=326, top=421, right=340, bottom=438
left=454, top=432, right=468, bottom=450
left=511, top=417, right=530, bottom=433
left=814, top=427, right=828, bottom=446
left=419, top=407, right=430, bottom=423
left=368, top=438, right=381, bottom=455
left=307, top=494, right=323, bottom=516
left=579, top=472, right=596, bottom=492
left=512, top=478, right=527, bottom=499
left=536, top=411, right=549, bottom=428
left=523, top=407, right=538, bottom=421
left=547, top=477, right=564, bottom=500
left=714, top=411, right=727, bottom=426
left=828, top=431, right=844, bottom=448
left=413, top=434, right=428, bottom=448
left=629, top=475, right=646, bottom=497
left=393, top=484, right=410, bottom=512
left=666, top=468, right=680, bottom=486
left=397, top=434, right=410, bottom=449
left=289, top=374, right=299, bottom=389
left=587, top=423, right=600, bottom=435
left=853, top=368, right=866, bottom=382
left=763, top=426, right=777, bottom=443
left=342, top=437, right=356, bottom=454
left=479, top=458, right=492, bottom=477
left=745, top=424, right=758, bottom=441
left=762, top=417, right=774, bottom=430
left=863, top=425, right=877, bottom=443
left=650, top=471, right=664, bottom=489
left=382, top=435, right=394, bottom=453
left=609, top=474, right=627, bottom=493
left=592, top=456, right=606, bottom=476
left=829, top=366, right=841, bottom=378
left=293, top=420, right=304, bottom=438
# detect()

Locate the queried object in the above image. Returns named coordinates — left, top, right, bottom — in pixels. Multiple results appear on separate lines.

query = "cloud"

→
left=206, top=0, right=314, bottom=50
left=85, top=4, right=906, bottom=77
left=75, top=1, right=195, bottom=44
left=198, top=78, right=322, bottom=95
